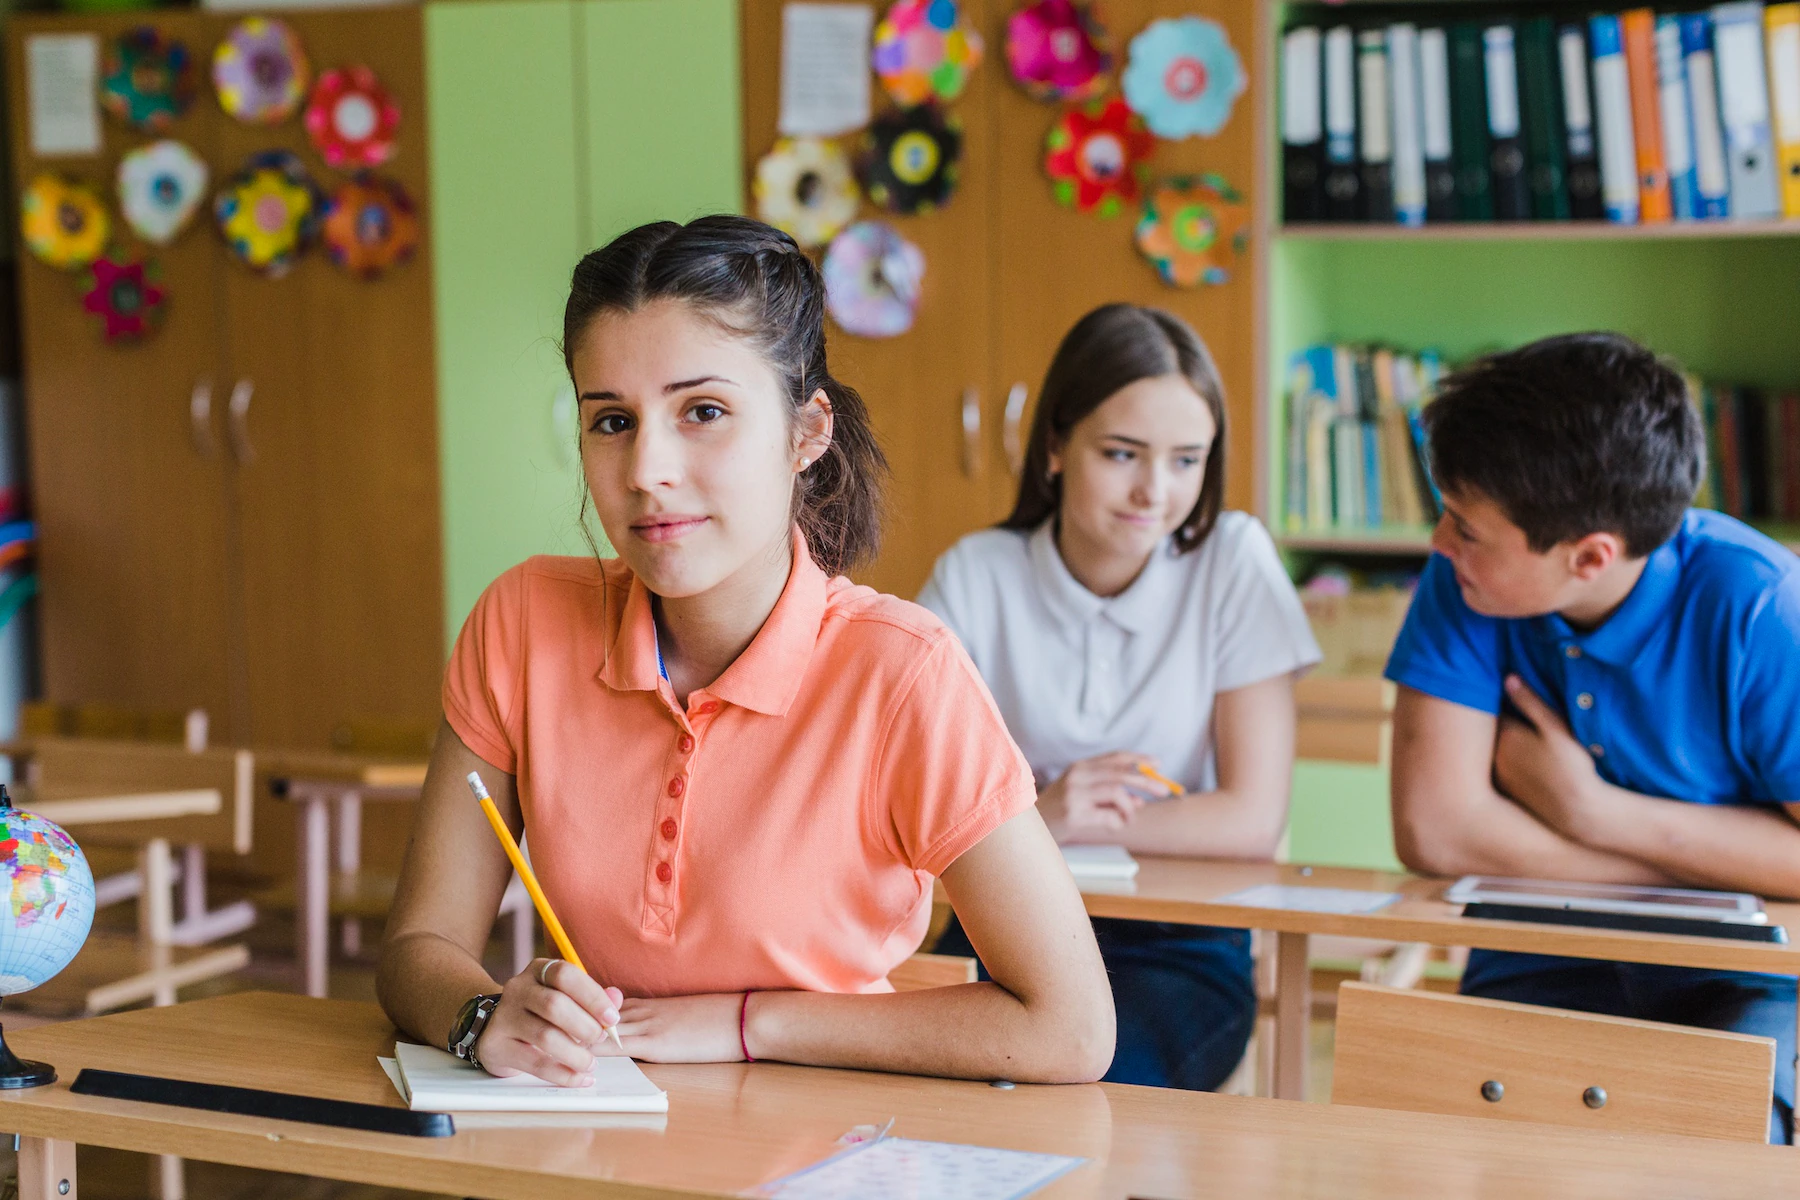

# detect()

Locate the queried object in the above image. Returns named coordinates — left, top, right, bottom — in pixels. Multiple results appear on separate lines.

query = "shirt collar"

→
left=597, top=527, right=827, bottom=716
left=1026, top=519, right=1173, bottom=634
left=1530, top=519, right=1686, bottom=665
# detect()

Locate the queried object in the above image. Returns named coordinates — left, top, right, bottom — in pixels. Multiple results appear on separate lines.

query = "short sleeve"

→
left=1739, top=572, right=1800, bottom=802
left=1211, top=517, right=1325, bottom=692
left=442, top=565, right=528, bottom=774
left=872, top=634, right=1038, bottom=877
left=1383, top=553, right=1505, bottom=714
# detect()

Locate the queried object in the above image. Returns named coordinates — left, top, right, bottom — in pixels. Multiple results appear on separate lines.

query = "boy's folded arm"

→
left=1389, top=686, right=1666, bottom=884
left=1569, top=790, right=1800, bottom=900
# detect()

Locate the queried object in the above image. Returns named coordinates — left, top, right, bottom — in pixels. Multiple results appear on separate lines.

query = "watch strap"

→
left=449, top=993, right=503, bottom=1068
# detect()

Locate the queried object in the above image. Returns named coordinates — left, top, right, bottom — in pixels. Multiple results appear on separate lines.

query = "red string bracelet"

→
left=740, top=991, right=756, bottom=1062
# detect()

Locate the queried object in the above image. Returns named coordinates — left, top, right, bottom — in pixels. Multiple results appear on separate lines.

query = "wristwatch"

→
left=448, top=993, right=503, bottom=1067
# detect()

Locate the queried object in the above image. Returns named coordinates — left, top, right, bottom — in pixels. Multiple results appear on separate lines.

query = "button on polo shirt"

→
left=1386, top=510, right=1800, bottom=808
left=443, top=531, right=1037, bottom=998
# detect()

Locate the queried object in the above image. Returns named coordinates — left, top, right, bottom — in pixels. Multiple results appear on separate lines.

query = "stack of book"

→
left=1282, top=3, right=1800, bottom=225
left=1283, top=345, right=1444, bottom=534
left=1284, top=344, right=1800, bottom=533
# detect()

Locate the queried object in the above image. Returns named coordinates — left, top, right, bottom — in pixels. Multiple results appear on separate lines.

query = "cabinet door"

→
left=740, top=0, right=1006, bottom=600
left=209, top=6, right=443, bottom=749
left=4, top=13, right=237, bottom=727
left=427, top=0, right=587, bottom=639
left=987, top=0, right=1262, bottom=517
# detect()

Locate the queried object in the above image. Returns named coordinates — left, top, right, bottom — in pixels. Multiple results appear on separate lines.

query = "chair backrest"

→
left=1331, top=982, right=1775, bottom=1143
left=887, top=952, right=977, bottom=992
left=13, top=737, right=253, bottom=856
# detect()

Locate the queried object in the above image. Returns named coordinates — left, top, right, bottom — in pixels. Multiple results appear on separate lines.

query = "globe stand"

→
left=0, top=1002, right=53, bottom=1088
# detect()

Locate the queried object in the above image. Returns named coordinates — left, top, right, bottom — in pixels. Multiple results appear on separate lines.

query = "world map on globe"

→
left=0, top=806, right=94, bottom=997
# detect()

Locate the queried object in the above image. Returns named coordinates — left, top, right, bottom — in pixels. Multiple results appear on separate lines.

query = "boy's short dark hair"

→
left=1424, top=332, right=1703, bottom=558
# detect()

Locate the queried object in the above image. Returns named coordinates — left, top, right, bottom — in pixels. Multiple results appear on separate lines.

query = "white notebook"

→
left=385, top=1042, right=669, bottom=1113
left=1060, top=844, right=1140, bottom=881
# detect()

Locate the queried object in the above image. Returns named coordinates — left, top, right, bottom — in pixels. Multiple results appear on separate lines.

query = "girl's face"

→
left=1049, top=373, right=1216, bottom=566
left=573, top=299, right=830, bottom=599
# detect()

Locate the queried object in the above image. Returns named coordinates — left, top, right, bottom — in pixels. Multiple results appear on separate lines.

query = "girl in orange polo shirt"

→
left=377, top=216, right=1114, bottom=1085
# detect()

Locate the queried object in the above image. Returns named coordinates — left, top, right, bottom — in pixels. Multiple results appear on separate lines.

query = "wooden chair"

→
left=1331, top=982, right=1776, bottom=1142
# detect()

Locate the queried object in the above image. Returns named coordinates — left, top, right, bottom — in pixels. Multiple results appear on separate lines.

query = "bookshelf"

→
left=1278, top=218, right=1800, bottom=242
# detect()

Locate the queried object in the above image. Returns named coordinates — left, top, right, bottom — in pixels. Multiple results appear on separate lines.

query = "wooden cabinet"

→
left=5, top=8, right=442, bottom=749
left=740, top=0, right=1262, bottom=598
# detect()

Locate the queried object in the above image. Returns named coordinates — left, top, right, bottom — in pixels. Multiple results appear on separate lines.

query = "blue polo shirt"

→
left=1385, top=509, right=1800, bottom=808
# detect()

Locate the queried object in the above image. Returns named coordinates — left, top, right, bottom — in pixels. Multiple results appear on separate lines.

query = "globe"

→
left=0, top=786, right=94, bottom=1086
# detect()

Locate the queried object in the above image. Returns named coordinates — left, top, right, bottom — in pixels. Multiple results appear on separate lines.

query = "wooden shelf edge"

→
left=1279, top=530, right=1434, bottom=554
left=1275, top=218, right=1800, bottom=243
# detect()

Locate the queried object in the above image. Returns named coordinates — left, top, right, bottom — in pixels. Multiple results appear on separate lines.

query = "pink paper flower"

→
left=1006, top=0, right=1111, bottom=103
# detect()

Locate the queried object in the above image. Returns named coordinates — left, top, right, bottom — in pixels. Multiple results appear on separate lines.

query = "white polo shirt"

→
left=917, top=512, right=1321, bottom=793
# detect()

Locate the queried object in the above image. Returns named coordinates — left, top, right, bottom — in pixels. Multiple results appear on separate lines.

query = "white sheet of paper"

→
left=385, top=1042, right=667, bottom=1112
left=754, top=1137, right=1084, bottom=1200
left=26, top=33, right=101, bottom=157
left=1215, top=883, right=1402, bottom=915
left=1060, top=844, right=1139, bottom=880
left=778, top=2, right=873, bottom=137
left=376, top=1058, right=669, bottom=1129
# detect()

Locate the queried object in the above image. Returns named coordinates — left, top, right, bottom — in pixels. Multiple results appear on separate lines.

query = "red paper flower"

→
left=1043, top=97, right=1155, bottom=215
left=304, top=65, right=400, bottom=170
left=82, top=257, right=167, bottom=342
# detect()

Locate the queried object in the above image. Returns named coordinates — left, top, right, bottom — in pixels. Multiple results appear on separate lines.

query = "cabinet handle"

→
left=189, top=381, right=215, bottom=458
left=1004, top=383, right=1029, bottom=478
left=226, top=379, right=255, bottom=465
left=960, top=387, right=981, bottom=478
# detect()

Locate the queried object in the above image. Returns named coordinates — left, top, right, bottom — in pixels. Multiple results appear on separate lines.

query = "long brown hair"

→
left=562, top=215, right=887, bottom=576
left=1002, top=303, right=1228, bottom=553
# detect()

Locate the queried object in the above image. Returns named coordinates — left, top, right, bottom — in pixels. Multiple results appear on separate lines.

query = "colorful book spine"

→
left=1558, top=22, right=1607, bottom=219
left=1681, top=13, right=1733, bottom=219
left=1389, top=23, right=1428, bottom=227
left=1655, top=15, right=1700, bottom=220
left=1622, top=9, right=1673, bottom=222
left=1324, top=26, right=1362, bottom=221
left=1713, top=1, right=1781, bottom=218
left=1358, top=29, right=1397, bottom=223
left=1590, top=15, right=1642, bottom=223
left=1767, top=2, right=1800, bottom=218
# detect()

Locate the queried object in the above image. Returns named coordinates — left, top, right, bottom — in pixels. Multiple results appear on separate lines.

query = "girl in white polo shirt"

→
left=919, top=303, right=1320, bottom=1091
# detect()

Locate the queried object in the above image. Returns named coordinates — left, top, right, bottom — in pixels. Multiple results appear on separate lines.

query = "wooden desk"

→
left=4, top=992, right=1795, bottom=1200
left=1077, top=860, right=1800, bottom=1103
left=259, top=751, right=429, bottom=998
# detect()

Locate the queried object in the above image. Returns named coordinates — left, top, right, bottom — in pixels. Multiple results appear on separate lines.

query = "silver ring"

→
left=538, top=959, right=557, bottom=988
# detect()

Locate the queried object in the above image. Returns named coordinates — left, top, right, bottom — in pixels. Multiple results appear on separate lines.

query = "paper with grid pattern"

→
left=751, top=1137, right=1083, bottom=1200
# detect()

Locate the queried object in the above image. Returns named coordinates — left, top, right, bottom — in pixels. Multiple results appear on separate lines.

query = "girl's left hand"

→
left=594, top=992, right=749, bottom=1063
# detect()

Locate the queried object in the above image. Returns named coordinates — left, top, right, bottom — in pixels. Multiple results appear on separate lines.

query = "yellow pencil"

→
left=1137, top=762, right=1186, bottom=796
left=466, top=771, right=622, bottom=1051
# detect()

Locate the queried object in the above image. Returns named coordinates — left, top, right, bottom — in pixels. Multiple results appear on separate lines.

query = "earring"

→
left=798, top=457, right=811, bottom=471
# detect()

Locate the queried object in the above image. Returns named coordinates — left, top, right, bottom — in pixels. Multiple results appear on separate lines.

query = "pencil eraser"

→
left=465, top=771, right=489, bottom=799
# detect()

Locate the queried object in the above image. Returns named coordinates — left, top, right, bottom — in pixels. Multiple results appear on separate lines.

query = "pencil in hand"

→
left=465, top=771, right=623, bottom=1051
left=1136, top=762, right=1186, bottom=796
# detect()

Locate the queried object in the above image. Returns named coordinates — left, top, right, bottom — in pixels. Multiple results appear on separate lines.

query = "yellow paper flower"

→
left=214, top=152, right=321, bottom=276
left=20, top=175, right=110, bottom=270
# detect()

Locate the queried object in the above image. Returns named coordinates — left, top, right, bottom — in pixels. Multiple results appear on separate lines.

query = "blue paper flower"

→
left=1121, top=16, right=1246, bottom=140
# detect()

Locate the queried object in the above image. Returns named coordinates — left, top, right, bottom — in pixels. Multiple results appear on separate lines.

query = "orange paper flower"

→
left=1134, top=174, right=1248, bottom=287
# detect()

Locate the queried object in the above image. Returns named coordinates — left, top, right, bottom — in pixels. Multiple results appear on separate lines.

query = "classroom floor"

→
left=2, top=889, right=1346, bottom=1200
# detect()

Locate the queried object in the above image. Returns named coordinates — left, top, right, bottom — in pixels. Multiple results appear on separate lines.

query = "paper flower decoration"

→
left=1043, top=97, right=1154, bottom=216
left=118, top=140, right=209, bottom=245
left=101, top=27, right=196, bottom=131
left=859, top=106, right=962, bottom=214
left=873, top=0, right=984, bottom=107
left=1005, top=0, right=1111, bottom=103
left=321, top=176, right=420, bottom=279
left=754, top=137, right=860, bottom=249
left=1134, top=175, right=1248, bottom=288
left=83, top=256, right=167, bottom=342
left=822, top=221, right=924, bottom=339
left=20, top=175, right=109, bottom=270
left=1121, top=16, right=1246, bottom=140
left=214, top=151, right=322, bottom=276
left=213, top=17, right=311, bottom=125
left=305, top=65, right=401, bottom=170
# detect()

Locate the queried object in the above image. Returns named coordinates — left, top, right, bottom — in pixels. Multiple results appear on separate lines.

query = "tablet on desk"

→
left=1444, top=875, right=1767, bottom=923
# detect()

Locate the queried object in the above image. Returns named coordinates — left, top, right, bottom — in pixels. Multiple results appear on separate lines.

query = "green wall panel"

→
left=583, top=0, right=744, bottom=246
left=1287, top=760, right=1401, bottom=872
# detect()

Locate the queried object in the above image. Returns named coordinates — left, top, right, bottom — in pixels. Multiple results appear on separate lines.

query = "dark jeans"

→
left=935, top=915, right=1256, bottom=1091
left=1462, top=949, right=1797, bottom=1144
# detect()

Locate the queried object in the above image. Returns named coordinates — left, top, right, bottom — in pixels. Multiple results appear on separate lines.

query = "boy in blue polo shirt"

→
left=1385, top=332, right=1800, bottom=1143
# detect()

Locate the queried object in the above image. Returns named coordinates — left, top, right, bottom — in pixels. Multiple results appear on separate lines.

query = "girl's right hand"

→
left=473, top=958, right=625, bottom=1085
left=1037, top=752, right=1172, bottom=840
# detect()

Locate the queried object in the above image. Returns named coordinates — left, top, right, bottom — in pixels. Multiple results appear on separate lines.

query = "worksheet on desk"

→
left=1214, top=883, right=1402, bottom=915
left=751, top=1137, right=1084, bottom=1200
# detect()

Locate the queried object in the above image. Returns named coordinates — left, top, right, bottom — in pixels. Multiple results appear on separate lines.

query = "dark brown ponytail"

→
left=561, top=215, right=887, bottom=576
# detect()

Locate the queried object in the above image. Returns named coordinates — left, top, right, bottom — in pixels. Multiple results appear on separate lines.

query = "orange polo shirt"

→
left=443, top=532, right=1037, bottom=998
